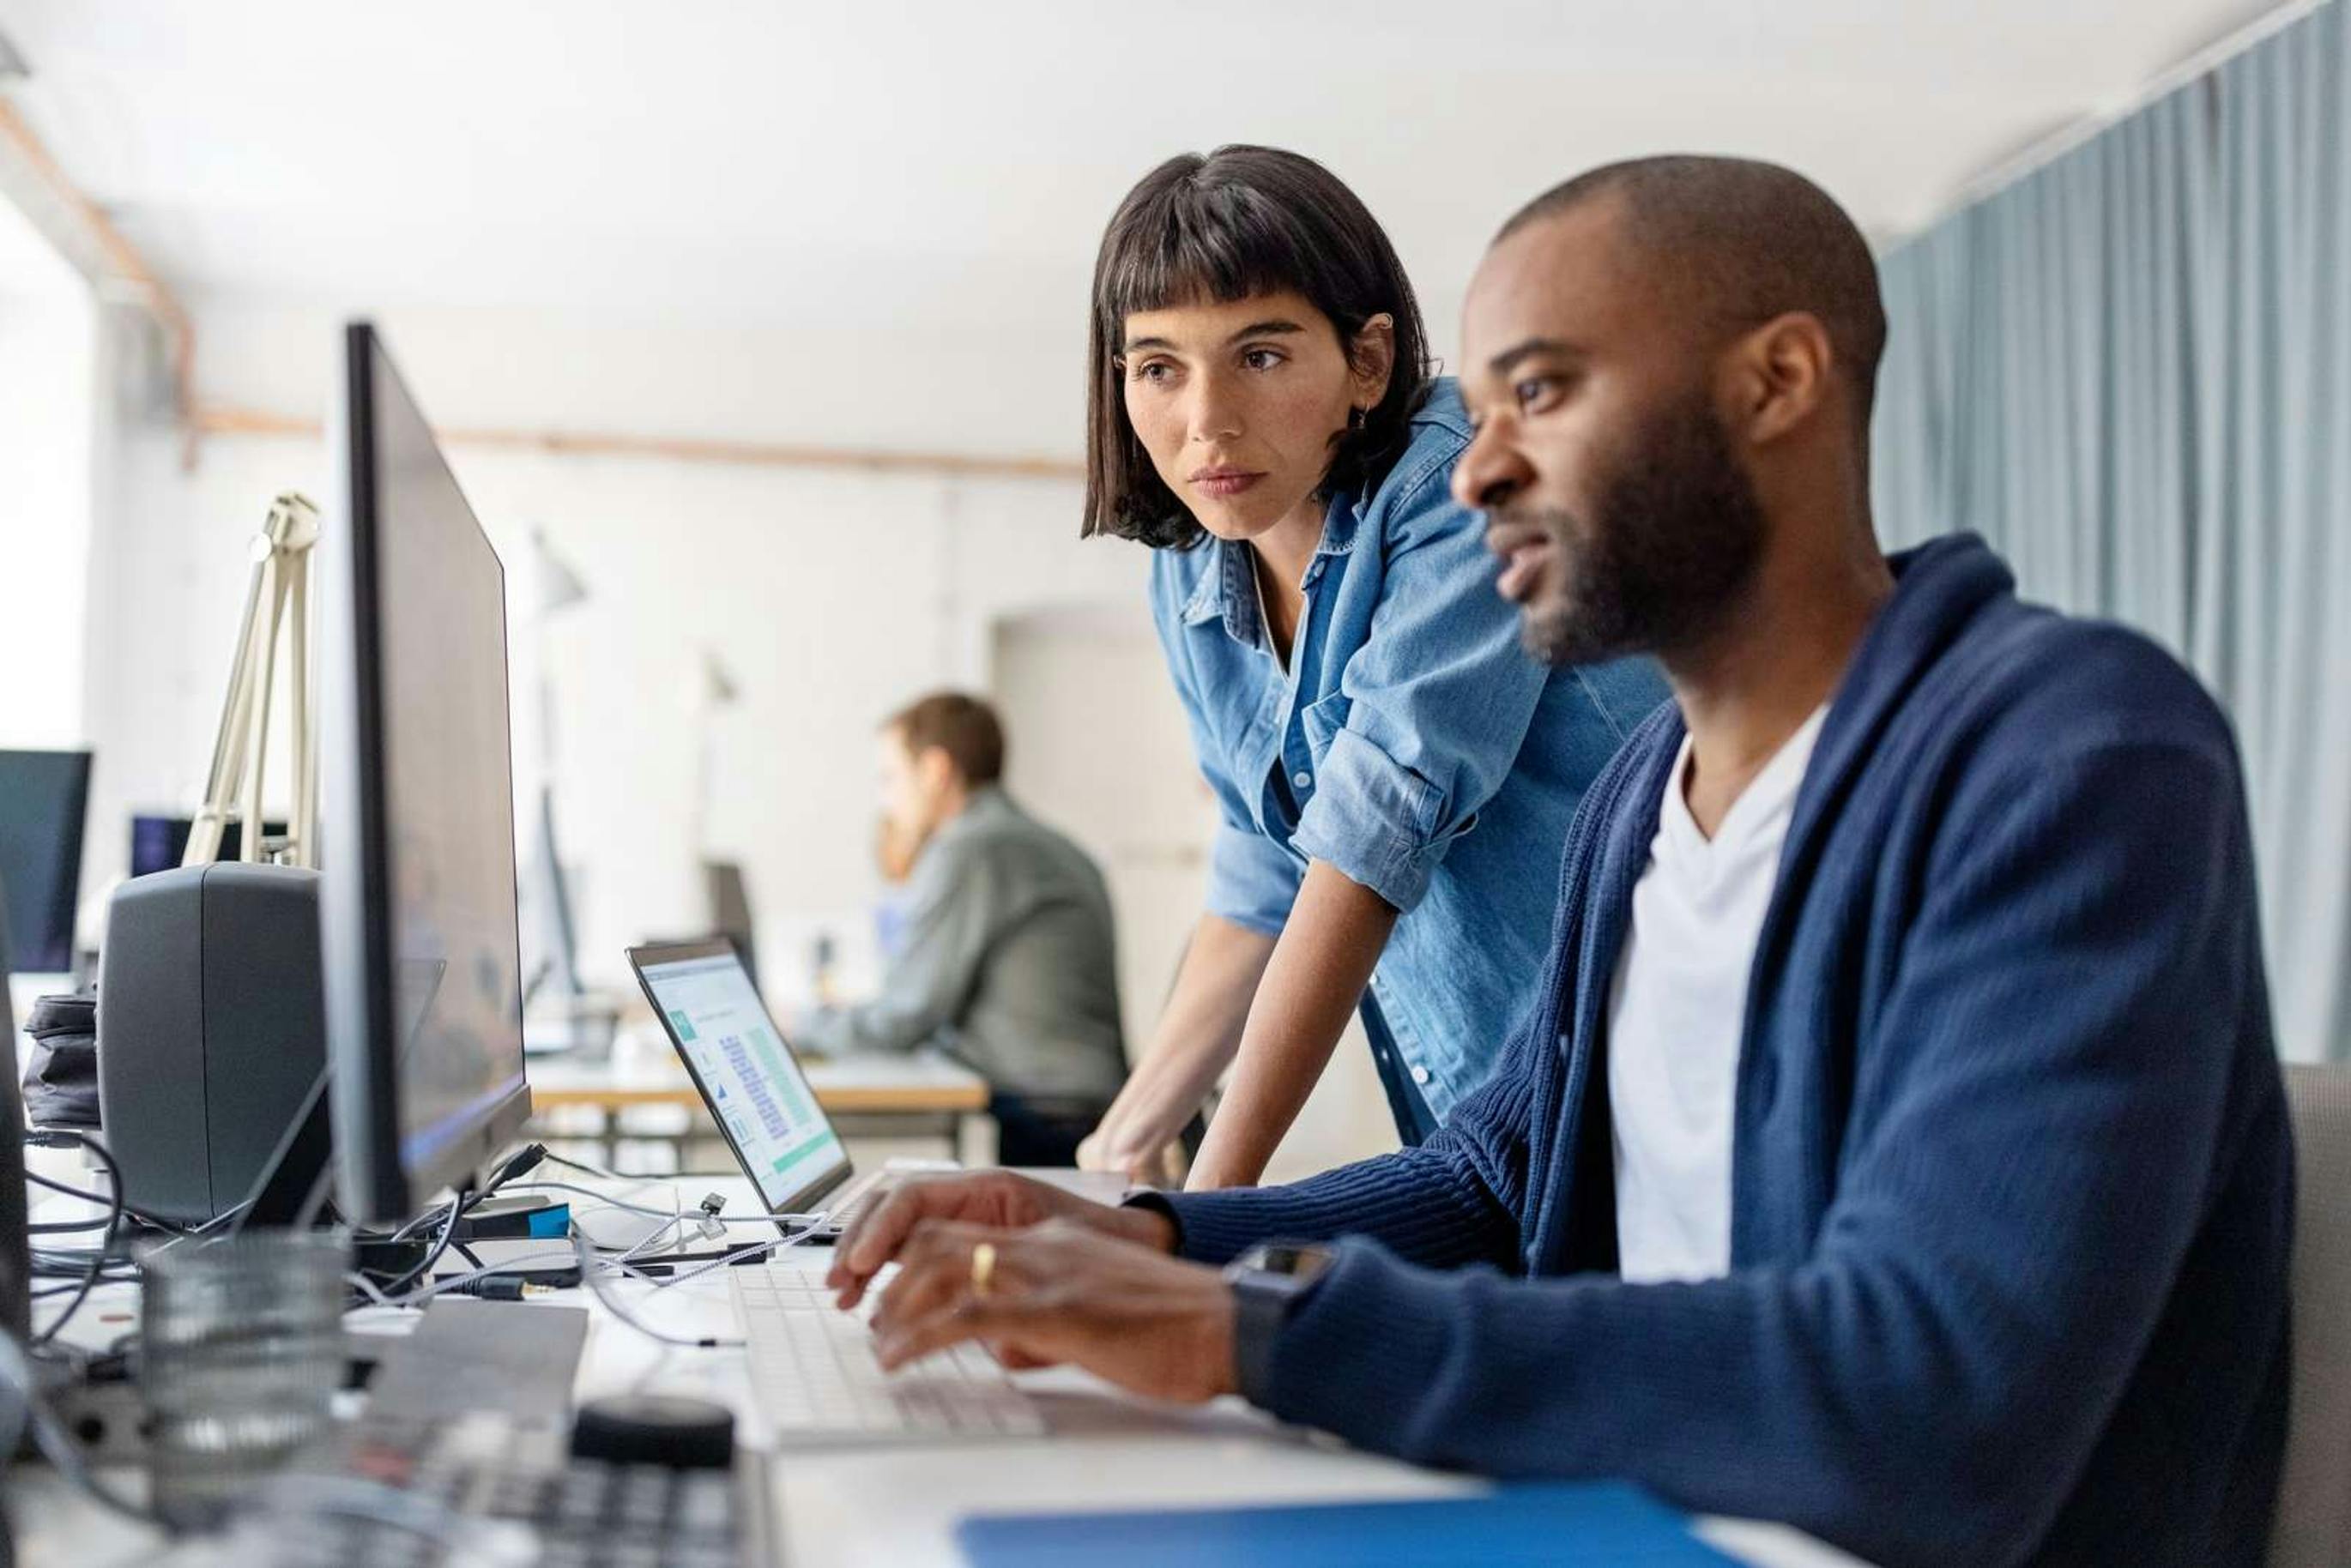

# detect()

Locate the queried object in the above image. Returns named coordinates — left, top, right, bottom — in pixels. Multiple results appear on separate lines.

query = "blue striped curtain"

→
left=1871, top=1, right=2351, bottom=1062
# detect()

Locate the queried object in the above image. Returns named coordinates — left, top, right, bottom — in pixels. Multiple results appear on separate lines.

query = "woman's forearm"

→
left=1088, top=914, right=1277, bottom=1165
left=1185, top=863, right=1398, bottom=1190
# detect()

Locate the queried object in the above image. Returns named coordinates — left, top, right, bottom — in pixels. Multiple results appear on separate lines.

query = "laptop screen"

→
left=633, top=945, right=849, bottom=1215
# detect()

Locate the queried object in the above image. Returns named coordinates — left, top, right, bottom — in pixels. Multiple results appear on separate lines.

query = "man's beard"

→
left=1510, top=388, right=1768, bottom=667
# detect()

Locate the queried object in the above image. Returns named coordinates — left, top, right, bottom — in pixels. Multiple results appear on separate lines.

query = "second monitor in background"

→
left=701, top=859, right=758, bottom=993
left=0, top=749, right=92, bottom=976
left=129, top=813, right=287, bottom=878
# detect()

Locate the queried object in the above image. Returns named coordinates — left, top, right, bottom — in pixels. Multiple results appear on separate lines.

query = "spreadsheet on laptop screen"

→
left=638, top=952, right=847, bottom=1211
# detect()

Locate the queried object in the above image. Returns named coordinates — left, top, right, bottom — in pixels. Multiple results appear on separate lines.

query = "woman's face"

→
left=1120, top=289, right=1392, bottom=543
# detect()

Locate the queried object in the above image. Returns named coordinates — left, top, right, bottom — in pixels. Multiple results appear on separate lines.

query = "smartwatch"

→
left=1222, top=1241, right=1336, bottom=1403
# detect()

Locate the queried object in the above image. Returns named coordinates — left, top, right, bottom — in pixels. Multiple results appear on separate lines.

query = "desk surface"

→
left=527, top=1031, right=991, bottom=1115
left=19, top=1170, right=1864, bottom=1568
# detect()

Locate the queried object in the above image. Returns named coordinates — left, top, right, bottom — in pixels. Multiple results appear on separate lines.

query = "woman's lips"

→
left=1192, top=471, right=1264, bottom=500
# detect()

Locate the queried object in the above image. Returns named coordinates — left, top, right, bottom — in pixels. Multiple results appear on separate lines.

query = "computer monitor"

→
left=319, top=323, right=531, bottom=1226
left=129, top=812, right=287, bottom=877
left=520, top=787, right=581, bottom=1007
left=0, top=883, right=31, bottom=1339
left=702, top=859, right=758, bottom=992
left=0, top=750, right=92, bottom=974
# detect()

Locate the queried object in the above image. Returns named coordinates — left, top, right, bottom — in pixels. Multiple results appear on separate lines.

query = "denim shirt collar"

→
left=1177, top=499, right=1363, bottom=642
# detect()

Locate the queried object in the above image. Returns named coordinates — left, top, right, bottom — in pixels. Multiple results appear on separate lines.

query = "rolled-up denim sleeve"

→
left=1205, top=818, right=1302, bottom=938
left=1290, top=470, right=1554, bottom=914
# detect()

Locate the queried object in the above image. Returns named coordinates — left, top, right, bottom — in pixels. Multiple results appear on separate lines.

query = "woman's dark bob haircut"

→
left=1082, top=145, right=1434, bottom=547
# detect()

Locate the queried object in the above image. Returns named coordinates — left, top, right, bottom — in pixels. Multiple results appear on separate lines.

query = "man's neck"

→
left=1665, top=526, right=1893, bottom=839
left=928, top=781, right=976, bottom=836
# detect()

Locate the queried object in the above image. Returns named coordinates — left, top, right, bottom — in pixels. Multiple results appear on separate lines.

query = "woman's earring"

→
left=1347, top=406, right=1367, bottom=433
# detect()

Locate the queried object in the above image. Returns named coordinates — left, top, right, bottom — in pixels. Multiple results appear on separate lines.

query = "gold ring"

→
left=970, top=1241, right=996, bottom=1299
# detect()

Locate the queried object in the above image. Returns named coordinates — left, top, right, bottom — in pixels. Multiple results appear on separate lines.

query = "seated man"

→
left=795, top=691, right=1129, bottom=1166
left=826, top=159, right=2293, bottom=1567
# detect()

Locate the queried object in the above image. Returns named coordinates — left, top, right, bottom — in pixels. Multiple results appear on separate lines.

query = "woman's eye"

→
left=1133, top=360, right=1174, bottom=384
left=1242, top=347, right=1285, bottom=371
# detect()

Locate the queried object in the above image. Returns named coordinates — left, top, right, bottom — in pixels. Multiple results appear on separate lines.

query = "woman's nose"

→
left=1188, top=375, right=1244, bottom=443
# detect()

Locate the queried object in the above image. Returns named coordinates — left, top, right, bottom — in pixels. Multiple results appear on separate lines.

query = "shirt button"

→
left=1291, top=771, right=1312, bottom=790
left=1410, top=1064, right=1431, bottom=1087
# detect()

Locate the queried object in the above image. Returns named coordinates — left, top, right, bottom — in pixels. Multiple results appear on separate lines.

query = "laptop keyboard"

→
left=731, top=1268, right=1046, bottom=1444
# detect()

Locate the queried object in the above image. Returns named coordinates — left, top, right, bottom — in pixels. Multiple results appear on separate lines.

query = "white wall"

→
left=0, top=191, right=99, bottom=751
left=91, top=427, right=1136, bottom=984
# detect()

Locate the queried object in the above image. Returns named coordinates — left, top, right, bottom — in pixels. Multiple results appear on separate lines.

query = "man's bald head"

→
left=1454, top=156, right=1889, bottom=668
left=1498, top=155, right=1887, bottom=443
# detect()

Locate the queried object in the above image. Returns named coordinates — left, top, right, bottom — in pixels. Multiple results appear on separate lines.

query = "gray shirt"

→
left=796, top=788, right=1127, bottom=1104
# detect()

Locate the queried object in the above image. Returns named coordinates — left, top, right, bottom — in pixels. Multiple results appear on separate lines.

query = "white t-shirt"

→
left=1608, top=705, right=1828, bottom=1285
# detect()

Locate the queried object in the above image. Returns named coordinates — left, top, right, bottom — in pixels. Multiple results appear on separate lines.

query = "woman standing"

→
left=1078, top=146, right=1664, bottom=1188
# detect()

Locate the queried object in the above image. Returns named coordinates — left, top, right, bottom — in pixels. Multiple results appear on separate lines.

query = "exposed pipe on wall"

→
left=0, top=89, right=1084, bottom=485
left=192, top=404, right=1084, bottom=483
left=0, top=96, right=197, bottom=461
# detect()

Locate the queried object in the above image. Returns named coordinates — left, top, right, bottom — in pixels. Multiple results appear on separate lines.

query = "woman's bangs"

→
left=1097, top=192, right=1308, bottom=329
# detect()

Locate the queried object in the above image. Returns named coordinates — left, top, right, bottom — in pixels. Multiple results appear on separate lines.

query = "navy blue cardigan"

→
left=1167, top=534, right=2293, bottom=1567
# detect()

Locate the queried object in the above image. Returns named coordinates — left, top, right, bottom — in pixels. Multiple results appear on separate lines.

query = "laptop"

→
left=627, top=938, right=883, bottom=1238
left=630, top=938, right=1045, bottom=1444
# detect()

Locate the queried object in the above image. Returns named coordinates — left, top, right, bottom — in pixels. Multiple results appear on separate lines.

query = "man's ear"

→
left=1728, top=311, right=1834, bottom=448
left=916, top=745, right=959, bottom=797
left=1348, top=313, right=1397, bottom=414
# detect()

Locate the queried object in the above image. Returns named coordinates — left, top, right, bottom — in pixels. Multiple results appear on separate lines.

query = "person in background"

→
left=1076, top=145, right=1665, bottom=1189
left=795, top=692, right=1127, bottom=1167
left=869, top=811, right=921, bottom=962
left=828, top=157, right=2291, bottom=1567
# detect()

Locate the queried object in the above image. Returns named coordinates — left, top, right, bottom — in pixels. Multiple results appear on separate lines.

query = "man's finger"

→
left=871, top=1221, right=1002, bottom=1337
left=829, top=1180, right=945, bottom=1303
left=988, top=1341, right=1061, bottom=1372
left=875, top=1294, right=1052, bottom=1372
left=844, top=1185, right=931, bottom=1273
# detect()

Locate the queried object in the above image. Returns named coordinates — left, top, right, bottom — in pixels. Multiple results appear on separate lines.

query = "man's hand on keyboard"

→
left=827, top=1170, right=1174, bottom=1311
left=867, top=1217, right=1237, bottom=1405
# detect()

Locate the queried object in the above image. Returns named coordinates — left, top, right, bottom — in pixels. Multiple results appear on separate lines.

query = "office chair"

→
left=2272, top=1064, right=2351, bottom=1568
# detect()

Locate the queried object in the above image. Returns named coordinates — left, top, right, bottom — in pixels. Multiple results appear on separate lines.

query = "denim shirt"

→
left=1147, top=379, right=1667, bottom=1120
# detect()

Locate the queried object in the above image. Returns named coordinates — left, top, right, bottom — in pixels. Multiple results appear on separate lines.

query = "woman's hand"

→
left=867, top=1218, right=1237, bottom=1405
left=1080, top=914, right=1276, bottom=1180
left=1077, top=1125, right=1188, bottom=1186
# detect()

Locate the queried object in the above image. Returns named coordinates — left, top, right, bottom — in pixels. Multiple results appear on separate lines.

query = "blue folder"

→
left=955, top=1481, right=1738, bottom=1565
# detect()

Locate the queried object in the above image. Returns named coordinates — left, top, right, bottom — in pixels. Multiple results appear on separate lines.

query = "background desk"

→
left=526, top=1034, right=996, bottom=1167
left=17, top=1171, right=1869, bottom=1568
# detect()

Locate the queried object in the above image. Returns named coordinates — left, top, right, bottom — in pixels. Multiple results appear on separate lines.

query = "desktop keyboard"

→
left=732, top=1266, right=1046, bottom=1444
left=227, top=1408, right=772, bottom=1568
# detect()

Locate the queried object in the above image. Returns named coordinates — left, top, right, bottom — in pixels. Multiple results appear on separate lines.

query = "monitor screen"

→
left=322, top=323, right=530, bottom=1222
left=130, top=813, right=287, bottom=878
left=635, top=946, right=847, bottom=1214
left=0, top=751, right=92, bottom=974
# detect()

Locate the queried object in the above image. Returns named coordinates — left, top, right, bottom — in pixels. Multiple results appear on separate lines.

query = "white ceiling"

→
left=0, top=0, right=2299, bottom=438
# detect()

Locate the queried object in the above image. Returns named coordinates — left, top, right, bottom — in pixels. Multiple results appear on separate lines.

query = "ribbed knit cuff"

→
left=1116, top=1191, right=1183, bottom=1253
left=1163, top=1149, right=1514, bottom=1271
left=1160, top=1189, right=1281, bottom=1266
left=1256, top=1239, right=1460, bottom=1441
